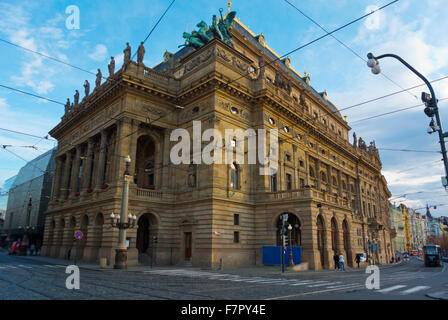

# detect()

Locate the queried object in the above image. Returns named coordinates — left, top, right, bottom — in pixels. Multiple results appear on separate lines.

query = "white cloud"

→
left=88, top=44, right=108, bottom=62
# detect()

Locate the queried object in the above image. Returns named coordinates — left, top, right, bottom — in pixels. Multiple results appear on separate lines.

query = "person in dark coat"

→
left=333, top=253, right=340, bottom=270
left=355, top=254, right=361, bottom=268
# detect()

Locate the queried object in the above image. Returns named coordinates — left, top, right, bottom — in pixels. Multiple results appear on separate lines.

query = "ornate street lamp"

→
left=111, top=155, right=136, bottom=269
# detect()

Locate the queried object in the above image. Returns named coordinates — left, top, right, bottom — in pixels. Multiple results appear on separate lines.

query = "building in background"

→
left=421, top=215, right=429, bottom=246
left=408, top=208, right=424, bottom=250
left=390, top=203, right=405, bottom=254
left=3, top=148, right=56, bottom=250
left=400, top=204, right=412, bottom=252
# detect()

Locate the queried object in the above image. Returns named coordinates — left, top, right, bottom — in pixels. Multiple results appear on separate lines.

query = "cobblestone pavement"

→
left=1, top=252, right=447, bottom=300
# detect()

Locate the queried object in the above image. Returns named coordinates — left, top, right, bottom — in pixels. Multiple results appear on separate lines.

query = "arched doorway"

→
left=94, top=213, right=104, bottom=259
left=331, top=217, right=339, bottom=254
left=276, top=213, right=301, bottom=246
left=317, top=215, right=326, bottom=268
left=136, top=213, right=158, bottom=264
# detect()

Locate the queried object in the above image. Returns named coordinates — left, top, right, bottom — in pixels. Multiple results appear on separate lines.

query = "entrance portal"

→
left=136, top=213, right=158, bottom=264
left=184, top=232, right=192, bottom=261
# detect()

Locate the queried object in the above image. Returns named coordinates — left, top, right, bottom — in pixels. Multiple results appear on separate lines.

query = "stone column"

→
left=51, top=157, right=63, bottom=200
left=327, top=165, right=332, bottom=194
left=115, top=119, right=136, bottom=182
left=61, top=152, right=73, bottom=199
left=161, top=128, right=171, bottom=190
left=95, top=130, right=108, bottom=189
left=316, top=159, right=321, bottom=190
left=81, top=139, right=94, bottom=192
left=69, top=145, right=81, bottom=197
left=337, top=170, right=342, bottom=196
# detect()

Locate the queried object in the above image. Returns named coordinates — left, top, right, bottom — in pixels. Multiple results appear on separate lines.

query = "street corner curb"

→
left=426, top=291, right=448, bottom=300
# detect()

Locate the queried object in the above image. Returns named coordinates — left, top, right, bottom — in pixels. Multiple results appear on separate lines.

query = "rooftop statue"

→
left=74, top=90, right=79, bottom=106
left=108, top=56, right=115, bottom=77
left=123, top=42, right=131, bottom=66
left=84, top=80, right=90, bottom=97
left=179, top=10, right=236, bottom=49
left=137, top=42, right=145, bottom=65
left=95, top=69, right=102, bottom=88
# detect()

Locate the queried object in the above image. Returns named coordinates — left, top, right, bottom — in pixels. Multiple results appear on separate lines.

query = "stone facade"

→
left=41, top=19, right=394, bottom=269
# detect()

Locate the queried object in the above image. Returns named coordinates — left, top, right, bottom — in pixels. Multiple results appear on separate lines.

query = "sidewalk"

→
left=5, top=252, right=403, bottom=276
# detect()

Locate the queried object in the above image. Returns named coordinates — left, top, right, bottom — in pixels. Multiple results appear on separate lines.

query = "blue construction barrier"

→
left=262, top=246, right=301, bottom=265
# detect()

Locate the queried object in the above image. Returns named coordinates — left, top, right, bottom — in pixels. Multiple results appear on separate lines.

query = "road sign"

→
left=74, top=230, right=83, bottom=240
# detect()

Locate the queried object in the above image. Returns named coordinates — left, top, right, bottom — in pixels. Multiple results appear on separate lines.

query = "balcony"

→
left=132, top=187, right=163, bottom=200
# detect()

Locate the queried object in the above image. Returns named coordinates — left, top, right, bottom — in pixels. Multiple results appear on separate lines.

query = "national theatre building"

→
left=41, top=10, right=395, bottom=269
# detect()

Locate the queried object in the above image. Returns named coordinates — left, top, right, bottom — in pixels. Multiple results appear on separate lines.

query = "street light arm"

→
left=368, top=52, right=448, bottom=182
left=367, top=52, right=437, bottom=102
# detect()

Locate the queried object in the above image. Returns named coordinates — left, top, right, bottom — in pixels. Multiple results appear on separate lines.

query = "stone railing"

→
left=133, top=187, right=163, bottom=200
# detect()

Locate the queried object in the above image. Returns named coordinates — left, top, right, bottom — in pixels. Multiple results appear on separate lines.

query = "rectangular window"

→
left=234, top=214, right=239, bottom=226
left=234, top=231, right=240, bottom=243
left=285, top=154, right=291, bottom=162
left=299, top=160, right=304, bottom=167
left=299, top=178, right=305, bottom=188
left=270, top=174, right=277, bottom=192
left=286, top=173, right=292, bottom=190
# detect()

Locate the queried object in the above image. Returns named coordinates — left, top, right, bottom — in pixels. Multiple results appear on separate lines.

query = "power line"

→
left=132, top=0, right=176, bottom=59
left=350, top=98, right=448, bottom=124
left=0, top=127, right=56, bottom=142
left=218, top=0, right=399, bottom=91
left=378, top=148, right=441, bottom=153
left=282, top=0, right=417, bottom=100
left=341, top=75, right=448, bottom=113
left=0, top=84, right=65, bottom=105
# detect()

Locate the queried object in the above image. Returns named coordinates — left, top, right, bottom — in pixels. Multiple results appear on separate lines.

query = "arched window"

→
left=343, top=220, right=350, bottom=251
left=331, top=217, right=339, bottom=252
left=317, top=215, right=325, bottom=267
left=320, top=171, right=327, bottom=183
left=230, top=162, right=240, bottom=190
left=332, top=176, right=338, bottom=186
left=309, top=166, right=315, bottom=178
left=144, top=162, right=155, bottom=189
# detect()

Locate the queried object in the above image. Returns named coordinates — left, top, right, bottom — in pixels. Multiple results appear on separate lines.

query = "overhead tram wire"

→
left=282, top=0, right=417, bottom=100
left=131, top=0, right=176, bottom=60
left=217, top=0, right=399, bottom=91
left=350, top=98, right=448, bottom=124
left=0, top=128, right=57, bottom=142
left=0, top=84, right=65, bottom=105
left=0, top=1, right=177, bottom=158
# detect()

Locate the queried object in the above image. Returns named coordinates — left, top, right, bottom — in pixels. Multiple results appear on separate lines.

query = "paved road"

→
left=0, top=252, right=446, bottom=300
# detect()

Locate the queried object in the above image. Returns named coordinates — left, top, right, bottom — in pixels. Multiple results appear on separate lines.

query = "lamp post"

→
left=366, top=52, right=448, bottom=189
left=111, top=155, right=136, bottom=269
left=287, top=224, right=295, bottom=267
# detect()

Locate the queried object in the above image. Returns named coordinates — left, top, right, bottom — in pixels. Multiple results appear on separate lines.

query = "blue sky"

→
left=1, top=0, right=448, bottom=216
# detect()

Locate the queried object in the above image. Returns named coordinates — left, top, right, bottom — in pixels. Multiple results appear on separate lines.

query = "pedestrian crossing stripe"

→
left=376, top=285, right=407, bottom=293
left=400, top=286, right=430, bottom=294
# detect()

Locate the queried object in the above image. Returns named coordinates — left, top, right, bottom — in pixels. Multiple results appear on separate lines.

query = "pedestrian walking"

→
left=333, top=253, right=340, bottom=270
left=29, top=243, right=35, bottom=256
left=339, top=253, right=345, bottom=271
left=355, top=254, right=361, bottom=268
